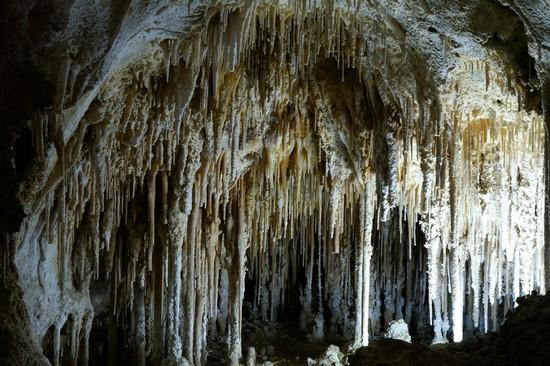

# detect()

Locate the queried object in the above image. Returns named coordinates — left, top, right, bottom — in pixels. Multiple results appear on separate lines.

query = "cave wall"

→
left=1, top=1, right=550, bottom=365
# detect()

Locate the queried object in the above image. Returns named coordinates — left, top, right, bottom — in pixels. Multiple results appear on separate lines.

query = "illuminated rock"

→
left=385, top=319, right=411, bottom=343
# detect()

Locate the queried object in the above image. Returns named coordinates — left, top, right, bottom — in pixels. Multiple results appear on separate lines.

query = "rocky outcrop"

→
left=350, top=293, right=550, bottom=366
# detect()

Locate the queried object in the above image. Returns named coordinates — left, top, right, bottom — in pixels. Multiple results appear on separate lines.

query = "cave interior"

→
left=1, top=0, right=550, bottom=365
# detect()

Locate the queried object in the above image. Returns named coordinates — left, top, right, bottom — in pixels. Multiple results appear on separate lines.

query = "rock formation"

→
left=350, top=292, right=550, bottom=366
left=0, top=0, right=549, bottom=365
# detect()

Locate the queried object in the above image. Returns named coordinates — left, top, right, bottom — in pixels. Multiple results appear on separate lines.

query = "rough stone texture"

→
left=385, top=319, right=412, bottom=343
left=350, top=293, right=550, bottom=366
left=350, top=339, right=453, bottom=365
left=0, top=0, right=549, bottom=365
left=307, top=345, right=346, bottom=366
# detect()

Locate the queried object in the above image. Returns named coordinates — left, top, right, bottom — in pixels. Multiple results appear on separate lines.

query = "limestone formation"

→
left=385, top=319, right=411, bottom=343
left=0, top=0, right=549, bottom=365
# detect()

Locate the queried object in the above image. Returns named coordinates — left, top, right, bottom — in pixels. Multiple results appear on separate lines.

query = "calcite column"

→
left=165, top=150, right=189, bottom=360
left=449, top=122, right=463, bottom=342
left=354, top=174, right=375, bottom=347
left=543, top=76, right=550, bottom=294
left=135, top=279, right=146, bottom=366
left=227, top=189, right=248, bottom=366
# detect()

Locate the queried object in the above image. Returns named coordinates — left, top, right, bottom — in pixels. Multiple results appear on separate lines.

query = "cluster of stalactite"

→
left=10, top=1, right=545, bottom=365
left=422, top=57, right=546, bottom=343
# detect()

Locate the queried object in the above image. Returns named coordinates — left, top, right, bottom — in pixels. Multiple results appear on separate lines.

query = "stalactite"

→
left=147, top=171, right=157, bottom=271
left=354, top=173, right=376, bottom=347
left=543, top=77, right=550, bottom=294
left=135, top=277, right=147, bottom=366
left=165, top=150, right=186, bottom=360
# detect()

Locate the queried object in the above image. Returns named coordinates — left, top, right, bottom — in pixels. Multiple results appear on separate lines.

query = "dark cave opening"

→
left=369, top=214, right=430, bottom=341
left=42, top=324, right=55, bottom=364
left=235, top=208, right=432, bottom=364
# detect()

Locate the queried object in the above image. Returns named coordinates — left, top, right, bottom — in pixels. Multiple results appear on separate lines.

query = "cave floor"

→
left=206, top=320, right=348, bottom=365
left=205, top=294, right=550, bottom=365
